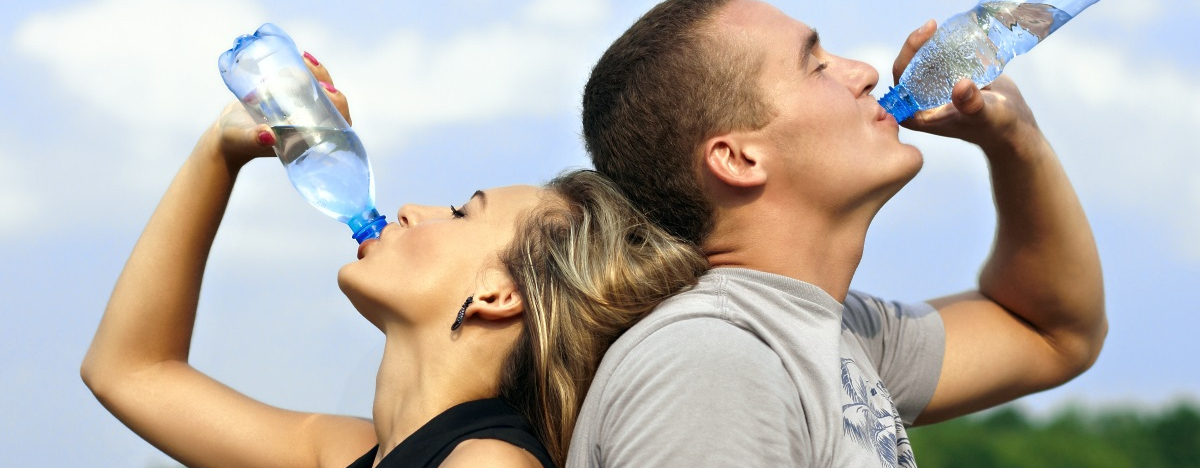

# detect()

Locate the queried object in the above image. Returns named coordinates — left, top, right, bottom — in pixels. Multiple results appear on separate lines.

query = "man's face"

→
left=715, top=0, right=923, bottom=214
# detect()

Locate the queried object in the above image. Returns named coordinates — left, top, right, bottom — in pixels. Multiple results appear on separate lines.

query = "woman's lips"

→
left=357, top=238, right=377, bottom=260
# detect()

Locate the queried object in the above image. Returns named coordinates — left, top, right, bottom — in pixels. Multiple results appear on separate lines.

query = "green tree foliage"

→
left=909, top=401, right=1200, bottom=468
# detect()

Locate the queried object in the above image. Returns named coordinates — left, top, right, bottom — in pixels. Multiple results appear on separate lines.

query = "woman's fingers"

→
left=214, top=101, right=275, bottom=165
left=303, top=51, right=353, bottom=125
left=304, top=51, right=331, bottom=83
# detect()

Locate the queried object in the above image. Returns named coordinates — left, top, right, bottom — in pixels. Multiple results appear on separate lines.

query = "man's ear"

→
left=467, top=272, right=524, bottom=323
left=702, top=133, right=768, bottom=188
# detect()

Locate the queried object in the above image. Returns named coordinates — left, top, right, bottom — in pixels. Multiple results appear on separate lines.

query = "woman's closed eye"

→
left=450, top=205, right=466, bottom=218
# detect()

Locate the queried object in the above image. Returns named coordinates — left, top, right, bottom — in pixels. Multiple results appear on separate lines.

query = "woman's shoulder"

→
left=439, top=438, right=544, bottom=468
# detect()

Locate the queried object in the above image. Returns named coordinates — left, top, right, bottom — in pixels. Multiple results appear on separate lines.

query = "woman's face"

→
left=338, top=184, right=545, bottom=330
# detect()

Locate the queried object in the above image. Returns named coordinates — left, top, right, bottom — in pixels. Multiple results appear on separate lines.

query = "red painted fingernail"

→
left=320, top=81, right=338, bottom=94
left=303, top=51, right=320, bottom=67
left=257, top=131, right=276, bottom=146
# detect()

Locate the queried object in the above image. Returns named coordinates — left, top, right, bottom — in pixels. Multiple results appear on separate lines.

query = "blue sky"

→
left=1, top=0, right=1196, bottom=466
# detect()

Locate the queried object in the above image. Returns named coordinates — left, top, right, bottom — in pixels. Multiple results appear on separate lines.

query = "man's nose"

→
left=840, top=57, right=879, bottom=97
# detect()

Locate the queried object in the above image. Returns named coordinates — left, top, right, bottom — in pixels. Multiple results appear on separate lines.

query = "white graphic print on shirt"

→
left=841, top=358, right=917, bottom=468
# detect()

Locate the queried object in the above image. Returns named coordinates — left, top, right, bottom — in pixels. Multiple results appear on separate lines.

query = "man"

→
left=568, top=0, right=1108, bottom=467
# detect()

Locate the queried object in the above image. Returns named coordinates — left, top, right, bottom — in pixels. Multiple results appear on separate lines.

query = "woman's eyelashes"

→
left=450, top=205, right=466, bottom=219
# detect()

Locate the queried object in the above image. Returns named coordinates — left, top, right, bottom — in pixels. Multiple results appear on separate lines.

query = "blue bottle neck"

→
left=349, top=210, right=388, bottom=244
left=878, top=85, right=918, bottom=123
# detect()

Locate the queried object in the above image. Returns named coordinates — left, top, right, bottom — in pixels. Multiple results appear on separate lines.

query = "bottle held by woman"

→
left=219, top=23, right=387, bottom=243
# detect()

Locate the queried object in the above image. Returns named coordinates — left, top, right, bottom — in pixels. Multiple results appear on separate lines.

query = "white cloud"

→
left=329, top=0, right=611, bottom=152
left=0, top=136, right=40, bottom=235
left=525, top=0, right=610, bottom=26
left=14, top=0, right=609, bottom=153
left=13, top=0, right=268, bottom=133
left=1017, top=35, right=1200, bottom=257
left=1083, top=0, right=1163, bottom=27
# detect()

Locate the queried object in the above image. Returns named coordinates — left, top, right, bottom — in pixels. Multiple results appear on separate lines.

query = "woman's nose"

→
left=396, top=204, right=448, bottom=227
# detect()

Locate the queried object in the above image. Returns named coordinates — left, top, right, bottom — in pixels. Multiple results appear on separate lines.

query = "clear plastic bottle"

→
left=218, top=23, right=386, bottom=244
left=879, top=0, right=1100, bottom=122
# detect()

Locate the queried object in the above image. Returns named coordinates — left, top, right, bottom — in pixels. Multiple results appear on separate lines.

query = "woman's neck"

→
left=370, top=328, right=495, bottom=464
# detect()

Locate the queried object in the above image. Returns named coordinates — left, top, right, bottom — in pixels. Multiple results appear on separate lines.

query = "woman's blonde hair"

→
left=498, top=169, right=708, bottom=466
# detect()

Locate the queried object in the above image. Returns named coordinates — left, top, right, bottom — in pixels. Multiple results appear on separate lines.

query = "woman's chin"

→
left=336, top=265, right=371, bottom=307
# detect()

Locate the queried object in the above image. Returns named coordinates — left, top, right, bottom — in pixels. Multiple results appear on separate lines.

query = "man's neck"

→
left=704, top=205, right=870, bottom=303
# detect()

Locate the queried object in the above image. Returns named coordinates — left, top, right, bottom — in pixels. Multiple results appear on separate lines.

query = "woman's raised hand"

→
left=82, top=48, right=376, bottom=468
left=210, top=50, right=354, bottom=169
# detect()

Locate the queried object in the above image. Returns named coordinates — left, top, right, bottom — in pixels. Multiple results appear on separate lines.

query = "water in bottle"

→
left=879, top=0, right=1100, bottom=122
left=219, top=23, right=387, bottom=244
left=273, top=125, right=383, bottom=237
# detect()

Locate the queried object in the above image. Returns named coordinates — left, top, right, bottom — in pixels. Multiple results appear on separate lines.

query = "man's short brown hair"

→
left=582, top=0, right=773, bottom=245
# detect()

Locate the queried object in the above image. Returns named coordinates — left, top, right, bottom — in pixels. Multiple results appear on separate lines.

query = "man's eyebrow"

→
left=800, top=29, right=821, bottom=69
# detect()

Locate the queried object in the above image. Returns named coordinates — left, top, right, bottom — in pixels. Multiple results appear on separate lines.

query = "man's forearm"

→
left=978, top=129, right=1107, bottom=374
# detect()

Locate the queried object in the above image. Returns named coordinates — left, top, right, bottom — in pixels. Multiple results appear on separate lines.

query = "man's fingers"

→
left=951, top=79, right=985, bottom=116
left=892, top=19, right=936, bottom=85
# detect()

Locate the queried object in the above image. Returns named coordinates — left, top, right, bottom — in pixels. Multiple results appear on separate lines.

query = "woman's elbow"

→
left=79, top=348, right=133, bottom=403
left=80, top=351, right=112, bottom=400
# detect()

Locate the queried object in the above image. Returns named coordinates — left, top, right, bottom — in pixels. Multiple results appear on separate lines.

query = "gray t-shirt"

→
left=566, top=268, right=945, bottom=468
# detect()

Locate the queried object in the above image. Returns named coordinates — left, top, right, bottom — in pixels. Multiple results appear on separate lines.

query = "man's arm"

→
left=892, top=22, right=1108, bottom=424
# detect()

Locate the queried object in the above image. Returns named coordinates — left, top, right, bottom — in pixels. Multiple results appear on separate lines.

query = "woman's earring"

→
left=451, top=297, right=473, bottom=331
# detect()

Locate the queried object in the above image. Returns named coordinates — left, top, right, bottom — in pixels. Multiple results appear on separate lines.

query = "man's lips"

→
left=875, top=104, right=891, bottom=122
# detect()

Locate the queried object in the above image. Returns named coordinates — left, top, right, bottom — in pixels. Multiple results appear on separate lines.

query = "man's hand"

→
left=890, top=19, right=1043, bottom=154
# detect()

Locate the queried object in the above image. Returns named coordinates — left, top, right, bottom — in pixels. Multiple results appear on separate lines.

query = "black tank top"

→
left=344, top=398, right=555, bottom=468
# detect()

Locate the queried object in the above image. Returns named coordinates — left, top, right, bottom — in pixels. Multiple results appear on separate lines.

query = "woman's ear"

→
left=466, top=272, right=524, bottom=323
left=702, top=133, right=768, bottom=188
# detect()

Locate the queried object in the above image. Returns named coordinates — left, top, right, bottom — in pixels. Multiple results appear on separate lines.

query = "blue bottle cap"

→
left=352, top=216, right=388, bottom=244
left=878, top=85, right=918, bottom=123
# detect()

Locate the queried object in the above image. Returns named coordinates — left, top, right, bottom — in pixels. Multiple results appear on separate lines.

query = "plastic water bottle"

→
left=218, top=23, right=386, bottom=244
left=879, top=0, right=1100, bottom=122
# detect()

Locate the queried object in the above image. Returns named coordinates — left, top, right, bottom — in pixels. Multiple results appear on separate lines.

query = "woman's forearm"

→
left=82, top=128, right=242, bottom=391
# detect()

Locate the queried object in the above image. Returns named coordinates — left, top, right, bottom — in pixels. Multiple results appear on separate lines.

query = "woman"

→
left=80, top=55, right=705, bottom=468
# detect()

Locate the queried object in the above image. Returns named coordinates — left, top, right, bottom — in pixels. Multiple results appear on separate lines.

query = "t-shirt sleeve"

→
left=596, top=318, right=809, bottom=467
left=842, top=290, right=945, bottom=425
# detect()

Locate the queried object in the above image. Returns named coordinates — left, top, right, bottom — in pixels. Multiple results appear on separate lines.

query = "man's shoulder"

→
left=626, top=316, right=778, bottom=367
left=601, top=275, right=750, bottom=368
left=599, top=268, right=828, bottom=383
left=571, top=317, right=807, bottom=468
left=597, top=316, right=794, bottom=402
left=597, top=276, right=730, bottom=355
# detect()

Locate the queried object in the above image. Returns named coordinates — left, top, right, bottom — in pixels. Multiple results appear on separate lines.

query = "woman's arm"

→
left=81, top=60, right=376, bottom=468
